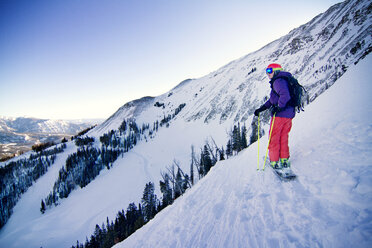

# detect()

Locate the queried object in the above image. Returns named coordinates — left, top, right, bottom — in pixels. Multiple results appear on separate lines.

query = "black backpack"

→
left=272, top=75, right=307, bottom=113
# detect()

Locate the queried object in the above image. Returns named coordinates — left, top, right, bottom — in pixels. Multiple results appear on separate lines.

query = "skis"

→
left=263, top=158, right=297, bottom=181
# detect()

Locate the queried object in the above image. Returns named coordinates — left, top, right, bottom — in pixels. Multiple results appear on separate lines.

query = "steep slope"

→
left=115, top=54, right=372, bottom=248
left=91, top=0, right=371, bottom=136
left=0, top=0, right=370, bottom=247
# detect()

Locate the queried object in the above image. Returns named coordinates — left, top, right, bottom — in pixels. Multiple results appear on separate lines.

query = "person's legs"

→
left=279, top=118, right=292, bottom=160
left=268, top=117, right=284, bottom=162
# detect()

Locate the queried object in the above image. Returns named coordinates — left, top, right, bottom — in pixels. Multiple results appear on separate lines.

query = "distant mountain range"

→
left=0, top=117, right=103, bottom=159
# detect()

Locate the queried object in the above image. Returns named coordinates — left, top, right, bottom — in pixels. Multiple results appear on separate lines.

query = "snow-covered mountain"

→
left=92, top=0, right=371, bottom=136
left=0, top=116, right=99, bottom=135
left=115, top=53, right=372, bottom=248
left=0, top=0, right=371, bottom=247
left=0, top=117, right=102, bottom=159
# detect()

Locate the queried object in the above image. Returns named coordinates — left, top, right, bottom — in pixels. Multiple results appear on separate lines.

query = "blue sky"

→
left=0, top=0, right=341, bottom=120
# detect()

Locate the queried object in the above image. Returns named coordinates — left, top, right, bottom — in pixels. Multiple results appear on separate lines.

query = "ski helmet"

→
left=266, top=63, right=283, bottom=74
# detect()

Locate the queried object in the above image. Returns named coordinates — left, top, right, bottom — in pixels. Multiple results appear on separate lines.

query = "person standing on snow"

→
left=254, top=63, right=295, bottom=170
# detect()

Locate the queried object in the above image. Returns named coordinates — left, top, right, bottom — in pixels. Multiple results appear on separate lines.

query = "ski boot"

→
left=280, top=158, right=290, bottom=168
left=270, top=161, right=282, bottom=170
left=280, top=158, right=292, bottom=175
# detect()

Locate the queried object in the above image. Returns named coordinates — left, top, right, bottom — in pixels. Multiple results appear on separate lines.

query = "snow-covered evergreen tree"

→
left=141, top=182, right=157, bottom=222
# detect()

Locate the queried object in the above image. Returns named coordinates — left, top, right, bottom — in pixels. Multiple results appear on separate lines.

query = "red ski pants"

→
left=268, top=117, right=292, bottom=162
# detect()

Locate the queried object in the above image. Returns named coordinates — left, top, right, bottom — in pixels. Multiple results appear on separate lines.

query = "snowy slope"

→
left=91, top=0, right=371, bottom=136
left=114, top=54, right=372, bottom=248
left=0, top=0, right=371, bottom=247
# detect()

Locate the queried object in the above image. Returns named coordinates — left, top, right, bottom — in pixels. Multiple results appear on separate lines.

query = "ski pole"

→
left=257, top=113, right=260, bottom=170
left=263, top=114, right=276, bottom=171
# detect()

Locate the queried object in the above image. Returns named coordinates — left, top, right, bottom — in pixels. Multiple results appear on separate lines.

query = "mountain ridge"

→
left=90, top=0, right=370, bottom=136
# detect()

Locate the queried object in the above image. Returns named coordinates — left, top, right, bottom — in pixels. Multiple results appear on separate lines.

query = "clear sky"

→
left=0, top=0, right=341, bottom=120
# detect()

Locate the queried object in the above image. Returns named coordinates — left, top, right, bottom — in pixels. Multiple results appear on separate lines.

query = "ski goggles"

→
left=266, top=67, right=282, bottom=74
left=266, top=68, right=274, bottom=74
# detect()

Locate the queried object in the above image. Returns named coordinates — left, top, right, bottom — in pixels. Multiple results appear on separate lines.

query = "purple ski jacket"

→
left=263, top=71, right=295, bottom=119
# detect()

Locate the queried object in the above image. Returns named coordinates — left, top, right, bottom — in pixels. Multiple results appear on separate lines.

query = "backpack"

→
left=272, top=75, right=307, bottom=113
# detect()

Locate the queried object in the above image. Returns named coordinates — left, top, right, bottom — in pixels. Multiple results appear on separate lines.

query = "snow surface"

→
left=0, top=1, right=371, bottom=246
left=114, top=54, right=372, bottom=248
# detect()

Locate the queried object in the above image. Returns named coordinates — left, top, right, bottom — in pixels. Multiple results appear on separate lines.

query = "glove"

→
left=271, top=105, right=284, bottom=115
left=254, top=105, right=268, bottom=116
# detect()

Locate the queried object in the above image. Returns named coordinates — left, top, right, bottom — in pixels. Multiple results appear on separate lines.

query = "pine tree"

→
left=141, top=182, right=157, bottom=222
left=134, top=204, right=145, bottom=230
left=241, top=123, right=248, bottom=149
left=114, top=210, right=126, bottom=241
left=40, top=199, right=46, bottom=214
left=219, top=147, right=225, bottom=161
left=232, top=123, right=242, bottom=153
left=250, top=118, right=259, bottom=144
left=174, top=169, right=183, bottom=199
left=190, top=145, right=195, bottom=185
left=201, top=145, right=213, bottom=175
left=182, top=174, right=190, bottom=193
left=226, top=139, right=233, bottom=158
left=160, top=173, right=173, bottom=208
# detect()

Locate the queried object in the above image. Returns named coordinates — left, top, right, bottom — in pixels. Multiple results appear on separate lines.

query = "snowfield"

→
left=114, top=54, right=372, bottom=248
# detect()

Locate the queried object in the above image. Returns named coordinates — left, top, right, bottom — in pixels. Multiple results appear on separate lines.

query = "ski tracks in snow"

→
left=130, top=150, right=152, bottom=182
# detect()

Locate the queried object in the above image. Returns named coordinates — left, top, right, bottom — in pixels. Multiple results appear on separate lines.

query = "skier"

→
left=254, top=63, right=295, bottom=171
